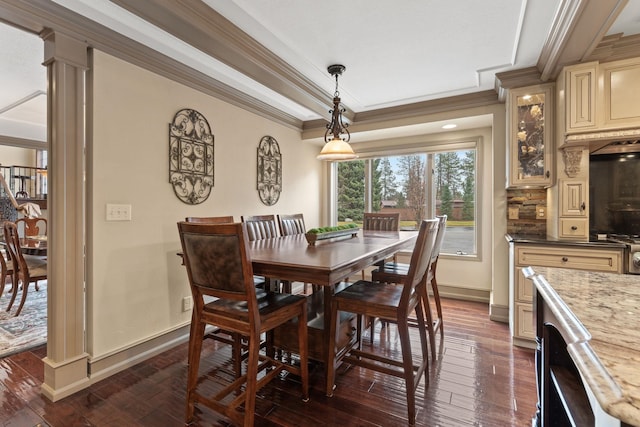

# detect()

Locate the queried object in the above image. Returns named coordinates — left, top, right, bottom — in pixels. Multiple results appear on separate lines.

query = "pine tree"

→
left=337, top=160, right=365, bottom=221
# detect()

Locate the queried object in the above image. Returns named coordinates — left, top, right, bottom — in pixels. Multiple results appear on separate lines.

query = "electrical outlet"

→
left=536, top=205, right=547, bottom=219
left=182, top=296, right=193, bottom=312
left=106, top=203, right=132, bottom=221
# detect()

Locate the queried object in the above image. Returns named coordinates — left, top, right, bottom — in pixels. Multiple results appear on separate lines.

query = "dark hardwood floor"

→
left=0, top=297, right=537, bottom=426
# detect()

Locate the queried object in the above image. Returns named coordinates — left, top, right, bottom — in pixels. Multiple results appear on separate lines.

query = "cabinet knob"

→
left=562, top=257, right=568, bottom=262
left=580, top=202, right=586, bottom=211
left=545, top=170, right=550, bottom=178
left=571, top=226, right=578, bottom=231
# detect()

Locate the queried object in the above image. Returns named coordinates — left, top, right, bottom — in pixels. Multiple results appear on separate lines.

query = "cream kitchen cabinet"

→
left=507, top=84, right=554, bottom=188
left=564, top=58, right=640, bottom=136
left=565, top=62, right=597, bottom=133
left=558, top=179, right=589, bottom=239
left=509, top=242, right=623, bottom=347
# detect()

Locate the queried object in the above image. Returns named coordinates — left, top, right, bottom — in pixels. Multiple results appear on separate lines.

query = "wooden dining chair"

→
left=183, top=215, right=250, bottom=376
left=277, top=213, right=306, bottom=236
left=327, top=218, right=439, bottom=426
left=184, top=215, right=234, bottom=224
left=241, top=214, right=279, bottom=240
left=360, top=212, right=401, bottom=338
left=277, top=213, right=315, bottom=294
left=371, top=215, right=447, bottom=359
left=241, top=215, right=285, bottom=291
left=0, top=245, right=13, bottom=301
left=15, top=217, right=47, bottom=237
left=362, top=212, right=400, bottom=279
left=178, top=221, right=309, bottom=427
left=3, top=221, right=47, bottom=316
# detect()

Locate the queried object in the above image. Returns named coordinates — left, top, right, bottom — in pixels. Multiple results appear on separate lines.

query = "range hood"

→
left=564, top=128, right=640, bottom=154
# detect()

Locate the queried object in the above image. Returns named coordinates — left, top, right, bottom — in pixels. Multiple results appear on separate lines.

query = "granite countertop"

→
left=505, top=233, right=627, bottom=249
left=527, top=266, right=640, bottom=425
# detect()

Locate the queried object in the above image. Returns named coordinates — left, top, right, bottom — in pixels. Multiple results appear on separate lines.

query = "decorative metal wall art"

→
left=257, top=135, right=282, bottom=206
left=169, top=109, right=214, bottom=204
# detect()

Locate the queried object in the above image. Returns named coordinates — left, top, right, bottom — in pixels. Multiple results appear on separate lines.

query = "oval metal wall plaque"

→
left=169, top=109, right=214, bottom=205
left=257, top=135, right=282, bottom=206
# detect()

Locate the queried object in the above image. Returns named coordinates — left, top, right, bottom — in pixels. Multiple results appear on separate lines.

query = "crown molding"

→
left=494, top=67, right=544, bottom=101
left=303, top=90, right=499, bottom=135
left=0, top=134, right=46, bottom=149
left=0, top=0, right=303, bottom=130
left=111, top=0, right=340, bottom=120
left=585, top=33, right=640, bottom=63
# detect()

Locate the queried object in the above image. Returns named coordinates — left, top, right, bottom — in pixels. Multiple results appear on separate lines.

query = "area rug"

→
left=0, top=281, right=47, bottom=358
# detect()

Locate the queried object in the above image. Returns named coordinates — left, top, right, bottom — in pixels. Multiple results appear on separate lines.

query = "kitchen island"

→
left=526, top=266, right=640, bottom=426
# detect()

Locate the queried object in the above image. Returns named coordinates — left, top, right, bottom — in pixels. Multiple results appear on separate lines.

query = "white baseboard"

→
left=88, top=324, right=190, bottom=385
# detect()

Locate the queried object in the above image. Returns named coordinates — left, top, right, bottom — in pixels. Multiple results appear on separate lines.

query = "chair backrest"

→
left=363, top=212, right=400, bottom=232
left=185, top=215, right=234, bottom=224
left=15, top=217, right=47, bottom=237
left=431, top=215, right=447, bottom=264
left=178, top=222, right=257, bottom=306
left=3, top=221, right=26, bottom=279
left=241, top=215, right=279, bottom=241
left=402, top=219, right=439, bottom=298
left=277, top=213, right=306, bottom=236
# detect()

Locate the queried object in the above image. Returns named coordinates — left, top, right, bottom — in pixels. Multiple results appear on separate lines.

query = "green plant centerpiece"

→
left=305, top=223, right=359, bottom=246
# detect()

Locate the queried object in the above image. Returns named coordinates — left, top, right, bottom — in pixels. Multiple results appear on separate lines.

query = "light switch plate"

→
left=106, top=204, right=132, bottom=221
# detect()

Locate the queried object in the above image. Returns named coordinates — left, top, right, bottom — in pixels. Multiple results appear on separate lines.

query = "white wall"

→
left=88, top=51, right=322, bottom=357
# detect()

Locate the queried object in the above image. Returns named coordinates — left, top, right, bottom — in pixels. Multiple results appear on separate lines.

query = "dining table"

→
left=18, top=235, right=47, bottom=256
left=248, top=229, right=418, bottom=395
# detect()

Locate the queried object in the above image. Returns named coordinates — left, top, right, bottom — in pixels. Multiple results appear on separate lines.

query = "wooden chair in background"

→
left=241, top=215, right=285, bottom=291
left=277, top=213, right=314, bottom=294
left=0, top=243, right=13, bottom=302
left=178, top=221, right=309, bottom=426
left=241, top=214, right=279, bottom=241
left=326, top=219, right=439, bottom=426
left=277, top=213, right=306, bottom=236
left=15, top=217, right=47, bottom=237
left=184, top=215, right=233, bottom=224
left=3, top=221, right=47, bottom=316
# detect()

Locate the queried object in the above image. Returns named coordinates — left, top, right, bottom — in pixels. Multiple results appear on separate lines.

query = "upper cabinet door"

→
left=508, top=84, right=554, bottom=188
left=566, top=62, right=597, bottom=132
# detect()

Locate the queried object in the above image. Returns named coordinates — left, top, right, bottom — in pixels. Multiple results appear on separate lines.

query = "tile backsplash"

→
left=506, top=188, right=547, bottom=235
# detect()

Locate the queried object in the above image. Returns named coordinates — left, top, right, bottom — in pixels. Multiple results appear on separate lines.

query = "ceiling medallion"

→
left=257, top=135, right=282, bottom=206
left=169, top=109, right=214, bottom=205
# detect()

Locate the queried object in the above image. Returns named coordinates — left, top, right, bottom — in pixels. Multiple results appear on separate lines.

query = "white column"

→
left=41, top=29, right=89, bottom=401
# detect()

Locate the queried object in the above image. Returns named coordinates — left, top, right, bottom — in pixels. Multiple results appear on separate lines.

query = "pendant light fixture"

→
left=317, top=64, right=358, bottom=161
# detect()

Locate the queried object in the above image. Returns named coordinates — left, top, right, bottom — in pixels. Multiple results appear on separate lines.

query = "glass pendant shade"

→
left=316, top=137, right=357, bottom=160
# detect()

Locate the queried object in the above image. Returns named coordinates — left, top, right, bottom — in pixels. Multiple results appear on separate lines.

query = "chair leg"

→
left=397, top=316, right=417, bottom=426
left=185, top=320, right=206, bottom=424
left=416, top=285, right=431, bottom=386
left=6, top=273, right=18, bottom=312
left=422, top=289, right=437, bottom=360
left=431, top=274, right=444, bottom=338
left=13, top=279, right=30, bottom=316
left=243, top=333, right=260, bottom=427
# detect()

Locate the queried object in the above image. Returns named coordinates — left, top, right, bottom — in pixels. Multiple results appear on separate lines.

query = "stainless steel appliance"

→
left=607, top=234, right=640, bottom=274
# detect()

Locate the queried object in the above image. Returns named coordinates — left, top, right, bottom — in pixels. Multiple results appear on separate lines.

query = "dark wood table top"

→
left=249, top=230, right=418, bottom=286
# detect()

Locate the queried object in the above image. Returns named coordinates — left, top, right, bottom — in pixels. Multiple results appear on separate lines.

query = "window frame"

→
left=331, top=137, right=482, bottom=261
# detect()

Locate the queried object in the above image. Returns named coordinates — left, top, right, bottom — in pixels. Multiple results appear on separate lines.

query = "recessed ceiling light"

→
left=442, top=124, right=457, bottom=129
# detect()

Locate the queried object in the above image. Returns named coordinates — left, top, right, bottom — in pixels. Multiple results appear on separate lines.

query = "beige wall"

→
left=87, top=51, right=322, bottom=357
